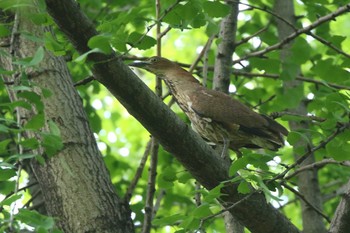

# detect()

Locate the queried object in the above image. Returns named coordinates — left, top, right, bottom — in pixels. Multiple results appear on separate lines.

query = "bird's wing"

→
left=188, top=88, right=268, bottom=129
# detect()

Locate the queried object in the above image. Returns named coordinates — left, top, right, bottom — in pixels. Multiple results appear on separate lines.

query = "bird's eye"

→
left=150, top=57, right=158, bottom=63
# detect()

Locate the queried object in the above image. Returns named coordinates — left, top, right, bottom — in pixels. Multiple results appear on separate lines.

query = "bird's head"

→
left=129, top=56, right=177, bottom=76
left=129, top=56, right=199, bottom=84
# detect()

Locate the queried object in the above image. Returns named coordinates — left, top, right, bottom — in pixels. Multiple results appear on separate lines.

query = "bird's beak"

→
left=128, top=61, right=151, bottom=69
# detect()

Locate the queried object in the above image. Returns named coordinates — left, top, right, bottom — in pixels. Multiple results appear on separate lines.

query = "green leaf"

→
left=0, top=67, right=15, bottom=75
left=229, top=157, right=248, bottom=176
left=0, top=100, right=31, bottom=111
left=0, top=124, right=9, bottom=133
left=24, top=113, right=45, bottom=130
left=0, top=193, right=22, bottom=206
left=158, top=167, right=176, bottom=189
left=203, top=183, right=224, bottom=202
left=206, top=20, right=220, bottom=36
left=152, top=214, right=184, bottom=227
left=250, top=58, right=280, bottom=73
left=74, top=48, right=104, bottom=63
left=0, top=181, right=15, bottom=195
left=41, top=88, right=53, bottom=98
left=0, top=138, right=12, bottom=153
left=7, top=153, right=37, bottom=162
left=203, top=1, right=230, bottom=18
left=16, top=209, right=55, bottom=230
left=0, top=169, right=16, bottom=181
left=0, top=24, right=10, bottom=37
left=290, top=37, right=311, bottom=64
left=127, top=32, right=156, bottom=50
left=28, top=13, right=48, bottom=25
left=287, top=131, right=301, bottom=146
left=17, top=91, right=43, bottom=111
left=237, top=180, right=251, bottom=194
left=29, top=46, right=45, bottom=66
left=88, top=34, right=113, bottom=54
left=177, top=171, right=193, bottom=184
left=41, top=133, right=63, bottom=157
left=326, top=132, right=350, bottom=160
left=280, top=62, right=299, bottom=81
left=178, top=215, right=200, bottom=230
left=48, top=120, right=61, bottom=136
left=192, top=203, right=213, bottom=218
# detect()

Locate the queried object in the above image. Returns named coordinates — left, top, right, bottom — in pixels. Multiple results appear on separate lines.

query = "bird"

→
left=129, top=56, right=288, bottom=156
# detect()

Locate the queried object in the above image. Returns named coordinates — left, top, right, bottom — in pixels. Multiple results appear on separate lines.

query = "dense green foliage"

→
left=1, top=0, right=349, bottom=232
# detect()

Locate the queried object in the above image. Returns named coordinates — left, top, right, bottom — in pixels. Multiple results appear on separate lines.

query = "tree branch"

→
left=124, top=140, right=152, bottom=202
left=44, top=1, right=300, bottom=232
left=285, top=159, right=350, bottom=180
left=282, top=182, right=331, bottom=223
left=142, top=138, right=159, bottom=233
left=269, top=124, right=349, bottom=183
left=232, top=71, right=350, bottom=91
left=329, top=180, right=350, bottom=233
left=232, top=3, right=350, bottom=63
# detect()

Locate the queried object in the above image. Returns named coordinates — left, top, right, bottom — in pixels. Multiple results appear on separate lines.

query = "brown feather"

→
left=129, top=56, right=289, bottom=152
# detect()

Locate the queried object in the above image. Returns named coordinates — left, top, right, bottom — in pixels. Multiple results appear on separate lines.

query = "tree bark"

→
left=213, top=2, right=244, bottom=233
left=0, top=5, right=134, bottom=233
left=43, top=0, right=300, bottom=232
left=213, top=1, right=238, bottom=93
left=329, top=180, right=350, bottom=233
left=274, top=1, right=327, bottom=233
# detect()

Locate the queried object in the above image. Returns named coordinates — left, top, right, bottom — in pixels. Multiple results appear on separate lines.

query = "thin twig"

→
left=158, top=26, right=172, bottom=40
left=232, top=71, right=350, bottom=91
left=3, top=182, right=38, bottom=201
left=282, top=182, right=331, bottom=223
left=153, top=189, right=166, bottom=218
left=124, top=140, right=152, bottom=202
left=189, top=35, right=215, bottom=73
left=123, top=0, right=182, bottom=55
left=270, top=111, right=326, bottom=122
left=269, top=124, right=349, bottom=183
left=9, top=164, right=22, bottom=230
left=307, top=31, right=350, bottom=59
left=195, top=182, right=202, bottom=206
left=142, top=138, right=159, bottom=233
left=252, top=94, right=276, bottom=109
left=199, top=192, right=255, bottom=226
left=231, top=1, right=297, bottom=31
left=202, top=35, right=215, bottom=87
left=285, top=159, right=350, bottom=180
left=74, top=76, right=95, bottom=87
left=233, top=1, right=350, bottom=59
left=232, top=4, right=350, bottom=64
left=235, top=24, right=269, bottom=47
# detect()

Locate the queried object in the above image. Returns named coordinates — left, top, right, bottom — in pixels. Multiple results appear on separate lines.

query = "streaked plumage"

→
left=130, top=56, right=288, bottom=154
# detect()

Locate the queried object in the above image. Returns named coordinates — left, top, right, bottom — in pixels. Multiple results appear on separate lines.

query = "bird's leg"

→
left=221, top=136, right=230, bottom=159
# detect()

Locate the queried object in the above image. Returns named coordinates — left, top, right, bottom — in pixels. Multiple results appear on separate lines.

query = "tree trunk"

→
left=43, top=0, right=301, bottom=232
left=213, top=2, right=244, bottom=233
left=0, top=4, right=134, bottom=233
left=274, top=1, right=327, bottom=233
left=329, top=180, right=350, bottom=233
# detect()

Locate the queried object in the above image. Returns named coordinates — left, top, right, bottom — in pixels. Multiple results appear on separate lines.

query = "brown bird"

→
left=130, top=56, right=288, bottom=156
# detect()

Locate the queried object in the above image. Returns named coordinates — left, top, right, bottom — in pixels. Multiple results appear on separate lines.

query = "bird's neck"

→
left=162, top=69, right=200, bottom=96
left=161, top=70, right=202, bottom=113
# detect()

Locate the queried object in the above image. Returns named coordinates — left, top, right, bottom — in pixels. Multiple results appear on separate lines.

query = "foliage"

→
left=0, top=0, right=350, bottom=232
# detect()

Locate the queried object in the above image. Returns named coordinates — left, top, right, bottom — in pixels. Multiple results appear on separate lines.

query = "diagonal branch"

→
left=232, top=4, right=350, bottom=64
left=269, top=124, right=349, bottom=183
left=282, top=182, right=331, bottom=223
left=232, top=71, right=350, bottom=91
left=285, top=159, right=350, bottom=180
left=124, top=140, right=152, bottom=202
left=44, top=1, right=300, bottom=232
